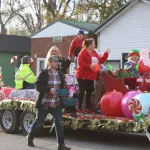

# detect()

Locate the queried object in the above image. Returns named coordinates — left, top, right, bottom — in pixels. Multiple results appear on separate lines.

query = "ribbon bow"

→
left=133, top=112, right=145, bottom=123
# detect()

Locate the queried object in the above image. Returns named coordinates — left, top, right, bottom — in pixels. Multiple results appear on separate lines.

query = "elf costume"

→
left=124, top=49, right=140, bottom=77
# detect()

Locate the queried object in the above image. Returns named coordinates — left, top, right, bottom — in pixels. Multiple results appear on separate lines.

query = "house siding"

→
left=32, top=22, right=88, bottom=38
left=98, top=1, right=150, bottom=67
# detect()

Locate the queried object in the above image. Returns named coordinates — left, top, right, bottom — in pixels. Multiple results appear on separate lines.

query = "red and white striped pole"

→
left=10, top=56, right=18, bottom=65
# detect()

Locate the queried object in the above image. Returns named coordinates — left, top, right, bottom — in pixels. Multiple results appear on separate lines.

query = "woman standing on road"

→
left=76, top=38, right=110, bottom=114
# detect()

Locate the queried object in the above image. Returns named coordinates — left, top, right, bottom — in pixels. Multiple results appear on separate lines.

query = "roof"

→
left=0, top=34, right=31, bottom=53
left=60, top=20, right=99, bottom=31
left=94, top=0, right=150, bottom=33
left=31, top=19, right=99, bottom=37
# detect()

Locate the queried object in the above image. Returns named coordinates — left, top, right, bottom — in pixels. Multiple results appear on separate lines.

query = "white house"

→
left=94, top=0, right=150, bottom=70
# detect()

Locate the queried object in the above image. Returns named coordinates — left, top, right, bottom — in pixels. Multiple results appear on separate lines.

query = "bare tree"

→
left=43, top=0, right=76, bottom=23
left=0, top=0, right=16, bottom=34
left=2, top=0, right=129, bottom=36
left=5, top=0, right=44, bottom=35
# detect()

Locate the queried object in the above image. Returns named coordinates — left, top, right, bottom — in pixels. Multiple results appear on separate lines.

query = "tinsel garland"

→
left=0, top=99, right=148, bottom=133
left=0, top=99, right=36, bottom=113
left=62, top=115, right=144, bottom=133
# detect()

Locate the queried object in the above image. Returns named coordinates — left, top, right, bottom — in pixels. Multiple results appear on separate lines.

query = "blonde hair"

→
left=45, top=46, right=59, bottom=68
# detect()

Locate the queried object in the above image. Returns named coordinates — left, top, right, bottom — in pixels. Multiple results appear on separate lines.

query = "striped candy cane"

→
left=11, top=56, right=18, bottom=65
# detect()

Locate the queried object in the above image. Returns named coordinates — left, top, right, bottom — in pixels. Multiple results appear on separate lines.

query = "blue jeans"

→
left=29, top=105, right=64, bottom=145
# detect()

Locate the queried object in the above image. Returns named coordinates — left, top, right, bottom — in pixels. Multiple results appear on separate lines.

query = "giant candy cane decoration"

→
left=11, top=56, right=18, bottom=65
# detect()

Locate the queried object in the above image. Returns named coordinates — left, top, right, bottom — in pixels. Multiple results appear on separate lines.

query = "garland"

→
left=62, top=115, right=144, bottom=133
left=0, top=99, right=148, bottom=133
left=0, top=99, right=36, bottom=113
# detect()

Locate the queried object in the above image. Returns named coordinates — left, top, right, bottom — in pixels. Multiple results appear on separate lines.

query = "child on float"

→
left=124, top=49, right=140, bottom=78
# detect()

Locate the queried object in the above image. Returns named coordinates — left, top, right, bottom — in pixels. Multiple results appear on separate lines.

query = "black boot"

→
left=58, top=144, right=71, bottom=150
left=27, top=136, right=35, bottom=147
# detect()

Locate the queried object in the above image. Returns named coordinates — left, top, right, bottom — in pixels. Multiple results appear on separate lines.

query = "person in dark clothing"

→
left=27, top=55, right=71, bottom=150
left=45, top=46, right=70, bottom=74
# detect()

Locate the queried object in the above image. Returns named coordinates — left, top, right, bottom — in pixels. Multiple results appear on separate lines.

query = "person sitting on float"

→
left=124, top=49, right=140, bottom=78
left=15, top=55, right=36, bottom=90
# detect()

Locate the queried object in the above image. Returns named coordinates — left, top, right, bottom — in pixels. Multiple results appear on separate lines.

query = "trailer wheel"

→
left=20, top=111, right=35, bottom=136
left=0, top=110, right=20, bottom=134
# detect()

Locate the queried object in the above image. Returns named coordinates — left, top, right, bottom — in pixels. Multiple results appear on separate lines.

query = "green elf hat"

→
left=129, top=49, right=140, bottom=57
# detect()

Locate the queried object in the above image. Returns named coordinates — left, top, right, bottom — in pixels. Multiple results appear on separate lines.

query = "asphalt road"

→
left=0, top=128, right=150, bottom=150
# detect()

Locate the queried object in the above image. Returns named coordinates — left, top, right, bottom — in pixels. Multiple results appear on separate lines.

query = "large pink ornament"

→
left=121, top=91, right=142, bottom=119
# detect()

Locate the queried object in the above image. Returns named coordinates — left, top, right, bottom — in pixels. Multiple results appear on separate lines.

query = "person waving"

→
left=76, top=38, right=110, bottom=114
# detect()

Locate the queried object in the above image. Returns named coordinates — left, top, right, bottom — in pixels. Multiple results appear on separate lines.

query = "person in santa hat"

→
left=124, top=49, right=140, bottom=77
left=68, top=28, right=85, bottom=68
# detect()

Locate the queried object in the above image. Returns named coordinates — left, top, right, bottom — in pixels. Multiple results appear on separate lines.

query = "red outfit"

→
left=68, top=37, right=85, bottom=57
left=76, top=48, right=108, bottom=80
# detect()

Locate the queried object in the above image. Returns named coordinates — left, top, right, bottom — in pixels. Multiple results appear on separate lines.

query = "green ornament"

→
left=107, top=64, right=113, bottom=71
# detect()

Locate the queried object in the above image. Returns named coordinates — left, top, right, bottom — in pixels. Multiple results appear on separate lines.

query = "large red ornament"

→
left=99, top=90, right=124, bottom=117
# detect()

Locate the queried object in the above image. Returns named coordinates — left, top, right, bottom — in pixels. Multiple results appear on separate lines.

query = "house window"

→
left=105, top=60, right=121, bottom=70
left=122, top=53, right=128, bottom=67
left=36, top=58, right=46, bottom=76
left=53, top=37, right=62, bottom=43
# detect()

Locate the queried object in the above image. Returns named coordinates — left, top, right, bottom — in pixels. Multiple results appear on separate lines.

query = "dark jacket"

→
left=35, top=69, right=65, bottom=108
left=58, top=56, right=71, bottom=74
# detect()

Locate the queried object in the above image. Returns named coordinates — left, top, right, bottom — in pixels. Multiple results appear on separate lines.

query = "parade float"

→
left=0, top=49, right=150, bottom=140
